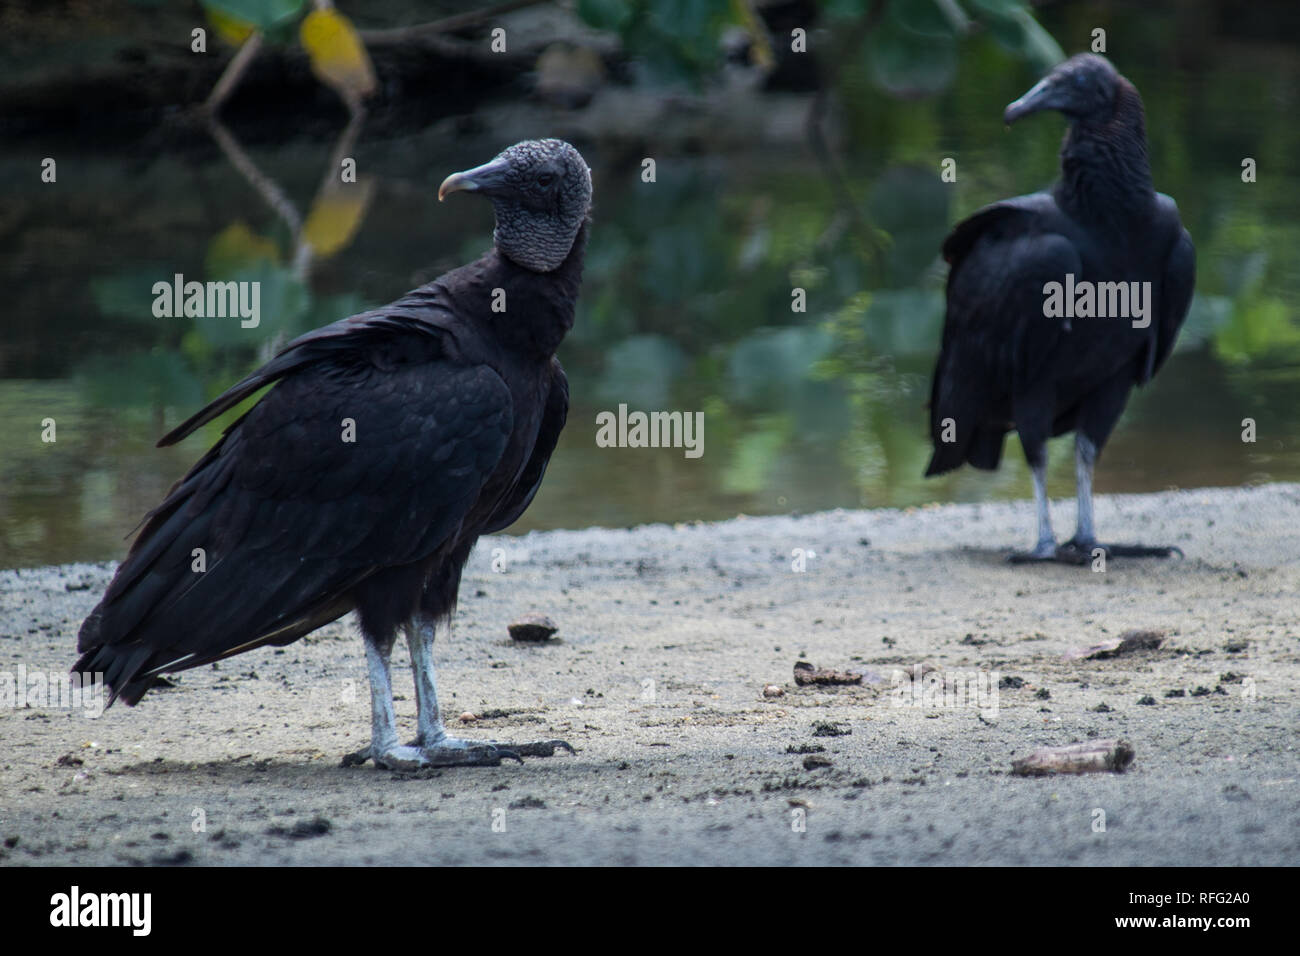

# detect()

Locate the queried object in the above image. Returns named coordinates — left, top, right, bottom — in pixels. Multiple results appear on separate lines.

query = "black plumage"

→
left=76, top=139, right=591, bottom=769
left=925, top=55, right=1195, bottom=561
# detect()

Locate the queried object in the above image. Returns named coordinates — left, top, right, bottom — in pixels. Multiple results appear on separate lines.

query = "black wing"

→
left=76, top=315, right=514, bottom=705
left=482, top=358, right=568, bottom=535
left=1139, top=195, right=1195, bottom=384
left=927, top=196, right=1080, bottom=475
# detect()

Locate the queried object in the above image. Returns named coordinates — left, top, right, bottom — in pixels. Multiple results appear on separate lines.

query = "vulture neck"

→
left=1054, top=80, right=1155, bottom=235
left=489, top=217, right=590, bottom=358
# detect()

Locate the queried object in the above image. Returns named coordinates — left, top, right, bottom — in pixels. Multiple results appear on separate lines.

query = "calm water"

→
left=3, top=5, right=1299, bottom=569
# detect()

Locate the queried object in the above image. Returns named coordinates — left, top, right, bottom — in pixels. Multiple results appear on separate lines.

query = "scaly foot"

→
left=1007, top=538, right=1060, bottom=564
left=1058, top=537, right=1184, bottom=562
left=342, top=737, right=574, bottom=770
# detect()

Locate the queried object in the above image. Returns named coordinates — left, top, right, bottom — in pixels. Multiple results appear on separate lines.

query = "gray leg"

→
left=365, top=632, right=401, bottom=756
left=403, top=614, right=496, bottom=754
left=405, top=614, right=449, bottom=747
left=405, top=612, right=574, bottom=761
left=343, top=616, right=574, bottom=771
left=1058, top=434, right=1183, bottom=560
left=1073, top=433, right=1097, bottom=546
left=1008, top=456, right=1057, bottom=562
left=1031, top=459, right=1057, bottom=556
left=342, top=632, right=441, bottom=770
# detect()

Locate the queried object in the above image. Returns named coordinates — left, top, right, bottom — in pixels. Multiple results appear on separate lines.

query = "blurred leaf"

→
left=576, top=0, right=634, bottom=31
left=301, top=179, right=376, bottom=259
left=191, top=261, right=308, bottom=348
left=200, top=0, right=304, bottom=33
left=205, top=221, right=281, bottom=278
left=589, top=0, right=737, bottom=85
left=894, top=0, right=959, bottom=36
left=866, top=2, right=957, bottom=98
left=1214, top=296, right=1300, bottom=364
left=819, top=0, right=872, bottom=23
left=969, top=0, right=1064, bottom=73
left=92, top=267, right=175, bottom=323
left=299, top=6, right=377, bottom=104
left=204, top=5, right=258, bottom=46
left=733, top=0, right=775, bottom=70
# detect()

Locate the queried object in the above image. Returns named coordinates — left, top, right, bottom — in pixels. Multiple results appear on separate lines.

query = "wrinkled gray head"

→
left=438, top=139, right=592, bottom=273
left=1004, top=54, right=1122, bottom=125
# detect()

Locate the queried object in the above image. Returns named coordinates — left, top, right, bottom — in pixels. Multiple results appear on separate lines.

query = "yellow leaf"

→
left=206, top=221, right=281, bottom=277
left=732, top=0, right=774, bottom=71
left=301, top=180, right=376, bottom=259
left=205, top=7, right=257, bottom=47
left=300, top=8, right=377, bottom=104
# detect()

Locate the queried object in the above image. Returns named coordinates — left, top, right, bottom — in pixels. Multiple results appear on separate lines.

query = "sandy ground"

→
left=1, top=483, right=1297, bottom=866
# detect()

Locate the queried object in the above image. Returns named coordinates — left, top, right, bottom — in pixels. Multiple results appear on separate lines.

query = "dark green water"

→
left=3, top=4, right=1299, bottom=569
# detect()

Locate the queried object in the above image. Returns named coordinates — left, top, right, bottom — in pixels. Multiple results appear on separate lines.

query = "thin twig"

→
left=206, top=115, right=303, bottom=238
left=205, top=31, right=264, bottom=115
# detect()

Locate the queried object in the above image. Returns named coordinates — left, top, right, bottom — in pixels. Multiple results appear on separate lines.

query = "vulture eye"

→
left=536, top=172, right=555, bottom=187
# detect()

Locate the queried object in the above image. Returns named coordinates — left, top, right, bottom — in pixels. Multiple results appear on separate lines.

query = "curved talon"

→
left=491, top=739, right=575, bottom=758
left=342, top=738, right=572, bottom=770
left=1062, top=539, right=1185, bottom=561
left=341, top=747, right=372, bottom=768
left=1006, top=539, right=1185, bottom=566
left=1008, top=546, right=1071, bottom=564
left=1105, top=543, right=1184, bottom=559
left=1053, top=542, right=1093, bottom=565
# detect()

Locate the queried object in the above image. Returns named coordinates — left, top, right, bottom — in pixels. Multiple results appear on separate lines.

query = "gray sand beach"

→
left=1, top=483, right=1297, bottom=865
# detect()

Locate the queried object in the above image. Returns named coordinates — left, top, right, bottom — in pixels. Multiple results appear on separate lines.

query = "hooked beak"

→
left=1003, top=74, right=1061, bottom=125
left=438, top=156, right=512, bottom=201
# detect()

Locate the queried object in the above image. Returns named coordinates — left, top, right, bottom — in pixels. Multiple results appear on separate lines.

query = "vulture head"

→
left=438, top=138, right=592, bottom=273
left=1003, top=54, right=1123, bottom=127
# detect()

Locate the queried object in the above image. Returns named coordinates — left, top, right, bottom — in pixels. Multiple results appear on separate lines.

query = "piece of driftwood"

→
left=793, top=660, right=863, bottom=686
left=1012, top=739, right=1135, bottom=776
left=1065, top=629, right=1166, bottom=661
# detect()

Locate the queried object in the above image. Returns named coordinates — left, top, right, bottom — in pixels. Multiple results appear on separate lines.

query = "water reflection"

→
left=3, top=20, right=1299, bottom=569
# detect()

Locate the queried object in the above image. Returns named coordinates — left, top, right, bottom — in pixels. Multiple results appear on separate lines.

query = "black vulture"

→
left=925, top=54, right=1195, bottom=562
left=75, top=139, right=591, bottom=769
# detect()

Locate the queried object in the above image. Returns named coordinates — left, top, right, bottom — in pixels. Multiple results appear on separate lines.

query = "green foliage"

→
left=859, top=0, right=1063, bottom=99
left=576, top=0, right=634, bottom=32
left=575, top=0, right=741, bottom=85
left=866, top=0, right=958, bottom=98
left=968, top=0, right=1064, bottom=72
left=200, top=0, right=305, bottom=33
left=576, top=0, right=1060, bottom=91
left=91, top=267, right=175, bottom=324
left=1215, top=297, right=1300, bottom=364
